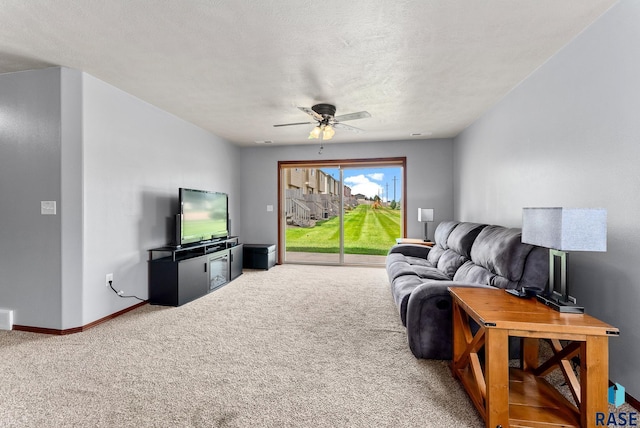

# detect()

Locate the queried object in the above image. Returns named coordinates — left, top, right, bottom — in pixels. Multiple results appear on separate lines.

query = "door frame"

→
left=277, top=157, right=407, bottom=265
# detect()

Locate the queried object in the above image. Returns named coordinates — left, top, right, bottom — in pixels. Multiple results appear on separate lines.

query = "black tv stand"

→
left=148, top=237, right=243, bottom=306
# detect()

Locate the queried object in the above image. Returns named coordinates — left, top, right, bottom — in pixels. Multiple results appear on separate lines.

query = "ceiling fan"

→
left=273, top=103, right=371, bottom=140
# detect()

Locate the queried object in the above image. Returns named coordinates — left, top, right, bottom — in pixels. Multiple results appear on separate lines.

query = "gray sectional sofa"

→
left=386, top=221, right=549, bottom=359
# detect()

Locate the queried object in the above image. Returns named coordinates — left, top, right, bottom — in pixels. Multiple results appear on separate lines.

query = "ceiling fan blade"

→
left=334, top=111, right=371, bottom=122
left=298, top=106, right=323, bottom=121
left=273, top=121, right=315, bottom=127
left=333, top=122, right=365, bottom=133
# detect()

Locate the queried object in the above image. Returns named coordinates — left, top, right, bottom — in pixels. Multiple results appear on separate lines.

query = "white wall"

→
left=60, top=68, right=85, bottom=329
left=454, top=0, right=639, bottom=397
left=239, top=139, right=454, bottom=250
left=81, top=73, right=241, bottom=326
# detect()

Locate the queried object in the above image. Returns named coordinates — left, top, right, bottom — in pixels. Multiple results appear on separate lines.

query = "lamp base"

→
left=536, top=294, right=584, bottom=314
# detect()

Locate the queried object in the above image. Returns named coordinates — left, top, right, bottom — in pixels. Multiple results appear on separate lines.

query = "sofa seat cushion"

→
left=404, top=256, right=434, bottom=268
left=412, top=266, right=452, bottom=281
left=387, top=262, right=419, bottom=281
left=386, top=252, right=409, bottom=268
left=385, top=252, right=421, bottom=277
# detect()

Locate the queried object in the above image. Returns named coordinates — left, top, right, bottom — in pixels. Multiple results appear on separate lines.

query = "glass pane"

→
left=340, top=166, right=402, bottom=265
left=283, top=166, right=340, bottom=264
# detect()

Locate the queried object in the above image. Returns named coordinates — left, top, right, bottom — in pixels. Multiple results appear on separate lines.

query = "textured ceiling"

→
left=0, top=0, right=617, bottom=146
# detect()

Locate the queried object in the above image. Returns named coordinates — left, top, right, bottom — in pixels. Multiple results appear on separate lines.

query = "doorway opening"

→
left=278, top=157, right=406, bottom=266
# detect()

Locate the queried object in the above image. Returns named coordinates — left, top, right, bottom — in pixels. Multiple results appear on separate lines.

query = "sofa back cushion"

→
left=436, top=249, right=468, bottom=279
left=433, top=221, right=459, bottom=250
left=453, top=260, right=519, bottom=289
left=447, top=222, right=487, bottom=259
left=519, top=246, right=549, bottom=289
left=458, top=225, right=536, bottom=289
left=453, top=261, right=496, bottom=286
left=426, top=221, right=460, bottom=265
left=426, top=246, right=444, bottom=265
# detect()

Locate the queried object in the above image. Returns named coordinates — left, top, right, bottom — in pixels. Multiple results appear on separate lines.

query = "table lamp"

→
left=418, top=208, right=434, bottom=242
left=521, top=207, right=607, bottom=313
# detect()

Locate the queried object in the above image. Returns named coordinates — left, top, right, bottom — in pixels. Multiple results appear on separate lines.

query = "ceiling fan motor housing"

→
left=312, top=103, right=337, bottom=118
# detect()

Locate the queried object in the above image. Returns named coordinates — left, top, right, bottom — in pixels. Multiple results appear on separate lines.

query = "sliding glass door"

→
left=278, top=158, right=405, bottom=266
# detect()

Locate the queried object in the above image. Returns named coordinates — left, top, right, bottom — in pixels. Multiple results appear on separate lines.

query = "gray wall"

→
left=81, top=73, right=241, bottom=326
left=239, top=139, right=454, bottom=250
left=454, top=0, right=639, bottom=397
left=0, top=67, right=241, bottom=329
left=0, top=68, right=64, bottom=328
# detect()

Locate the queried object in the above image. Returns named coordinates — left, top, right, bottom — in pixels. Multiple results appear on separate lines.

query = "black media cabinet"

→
left=148, top=237, right=243, bottom=306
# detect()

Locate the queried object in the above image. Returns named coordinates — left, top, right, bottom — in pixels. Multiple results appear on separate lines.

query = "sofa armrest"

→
left=405, top=281, right=492, bottom=359
left=387, top=244, right=432, bottom=259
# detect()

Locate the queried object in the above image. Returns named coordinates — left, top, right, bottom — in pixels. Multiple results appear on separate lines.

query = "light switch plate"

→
left=267, top=204, right=273, bottom=212
left=41, top=201, right=57, bottom=215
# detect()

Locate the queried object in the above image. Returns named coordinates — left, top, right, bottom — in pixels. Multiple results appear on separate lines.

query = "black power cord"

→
left=108, top=280, right=145, bottom=302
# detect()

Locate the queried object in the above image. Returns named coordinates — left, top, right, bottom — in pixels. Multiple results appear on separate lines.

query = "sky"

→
left=320, top=166, right=402, bottom=201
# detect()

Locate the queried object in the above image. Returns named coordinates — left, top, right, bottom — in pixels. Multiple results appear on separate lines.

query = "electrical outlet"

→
left=105, top=273, right=113, bottom=287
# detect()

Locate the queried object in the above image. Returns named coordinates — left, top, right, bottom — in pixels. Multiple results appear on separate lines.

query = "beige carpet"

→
left=0, top=264, right=484, bottom=427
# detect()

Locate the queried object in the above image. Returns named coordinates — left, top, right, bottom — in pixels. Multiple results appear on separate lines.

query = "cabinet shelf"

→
left=149, top=236, right=240, bottom=262
left=148, top=237, right=243, bottom=306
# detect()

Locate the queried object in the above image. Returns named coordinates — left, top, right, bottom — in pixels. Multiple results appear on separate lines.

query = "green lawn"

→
left=286, top=204, right=400, bottom=255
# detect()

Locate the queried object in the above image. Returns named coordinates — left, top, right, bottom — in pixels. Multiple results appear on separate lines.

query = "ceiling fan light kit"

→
left=323, top=125, right=335, bottom=140
left=275, top=103, right=370, bottom=142
left=308, top=124, right=335, bottom=140
left=309, top=126, right=322, bottom=139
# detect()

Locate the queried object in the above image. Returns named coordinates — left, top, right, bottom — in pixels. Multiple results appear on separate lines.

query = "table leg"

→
left=581, top=335, right=609, bottom=428
left=485, top=328, right=510, bottom=428
left=521, top=337, right=539, bottom=371
left=452, top=301, right=462, bottom=373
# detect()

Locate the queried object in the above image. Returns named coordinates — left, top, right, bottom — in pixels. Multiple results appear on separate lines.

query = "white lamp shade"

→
left=521, top=207, right=607, bottom=252
left=418, top=208, right=434, bottom=222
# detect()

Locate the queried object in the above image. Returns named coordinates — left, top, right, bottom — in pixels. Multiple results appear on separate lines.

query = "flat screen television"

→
left=179, top=188, right=229, bottom=246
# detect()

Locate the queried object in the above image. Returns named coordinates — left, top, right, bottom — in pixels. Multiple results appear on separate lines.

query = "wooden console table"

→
left=395, top=238, right=434, bottom=246
left=449, top=287, right=619, bottom=428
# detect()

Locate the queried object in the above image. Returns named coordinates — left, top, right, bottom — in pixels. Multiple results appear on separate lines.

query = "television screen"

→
left=179, top=188, right=229, bottom=246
